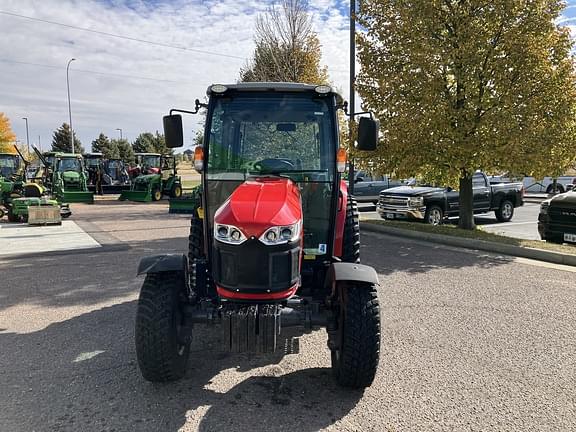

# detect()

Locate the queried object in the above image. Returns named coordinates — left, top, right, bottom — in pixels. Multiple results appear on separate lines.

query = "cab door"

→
left=473, top=173, right=491, bottom=211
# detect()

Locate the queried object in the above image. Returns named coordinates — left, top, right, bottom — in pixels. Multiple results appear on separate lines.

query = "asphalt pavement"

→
left=359, top=202, right=542, bottom=240
left=1, top=201, right=575, bottom=431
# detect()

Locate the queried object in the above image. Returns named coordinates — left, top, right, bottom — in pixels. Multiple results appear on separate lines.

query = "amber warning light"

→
left=194, top=147, right=204, bottom=172
left=337, top=148, right=347, bottom=173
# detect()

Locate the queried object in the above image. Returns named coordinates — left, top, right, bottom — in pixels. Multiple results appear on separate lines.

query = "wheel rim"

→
left=502, top=203, right=513, bottom=219
left=428, top=208, right=442, bottom=225
left=154, top=191, right=162, bottom=200
left=175, top=187, right=182, bottom=197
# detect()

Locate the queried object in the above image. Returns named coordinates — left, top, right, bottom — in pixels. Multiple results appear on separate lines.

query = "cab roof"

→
left=206, top=82, right=344, bottom=106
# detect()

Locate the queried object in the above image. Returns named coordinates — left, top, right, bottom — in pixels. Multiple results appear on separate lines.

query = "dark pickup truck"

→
left=377, top=172, right=524, bottom=225
left=538, top=192, right=576, bottom=244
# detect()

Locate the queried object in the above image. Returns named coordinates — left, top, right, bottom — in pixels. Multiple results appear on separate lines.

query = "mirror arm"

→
left=337, top=101, right=374, bottom=120
left=169, top=99, right=208, bottom=117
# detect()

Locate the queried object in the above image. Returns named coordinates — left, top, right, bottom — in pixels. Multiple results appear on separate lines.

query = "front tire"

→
left=495, top=199, right=514, bottom=222
left=151, top=186, right=162, bottom=201
left=424, top=205, right=443, bottom=225
left=342, top=196, right=360, bottom=263
left=546, top=184, right=565, bottom=194
left=331, top=284, right=380, bottom=388
left=171, top=184, right=182, bottom=198
left=135, top=272, right=190, bottom=382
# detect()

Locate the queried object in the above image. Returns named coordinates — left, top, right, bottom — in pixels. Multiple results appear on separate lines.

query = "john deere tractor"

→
left=0, top=146, right=68, bottom=223
left=134, top=83, right=382, bottom=388
left=120, top=153, right=182, bottom=202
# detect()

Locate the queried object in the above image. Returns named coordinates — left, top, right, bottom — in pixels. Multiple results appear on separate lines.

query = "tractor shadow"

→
left=0, top=301, right=362, bottom=432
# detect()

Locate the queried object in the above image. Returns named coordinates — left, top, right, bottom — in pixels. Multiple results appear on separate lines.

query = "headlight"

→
left=408, top=197, right=424, bottom=207
left=540, top=201, right=550, bottom=215
left=259, top=222, right=301, bottom=245
left=214, top=223, right=247, bottom=245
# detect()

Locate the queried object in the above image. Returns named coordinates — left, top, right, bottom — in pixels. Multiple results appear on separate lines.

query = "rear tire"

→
left=495, top=199, right=514, bottom=222
left=135, top=272, right=190, bottom=382
left=188, top=215, right=204, bottom=263
left=342, top=196, right=360, bottom=263
left=331, top=284, right=381, bottom=388
left=7, top=208, right=19, bottom=223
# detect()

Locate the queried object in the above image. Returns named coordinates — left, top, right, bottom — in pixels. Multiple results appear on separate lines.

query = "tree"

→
left=133, top=132, right=156, bottom=153
left=51, top=123, right=84, bottom=154
left=240, top=0, right=328, bottom=84
left=357, top=0, right=576, bottom=229
left=91, top=133, right=111, bottom=154
left=112, top=138, right=135, bottom=164
left=0, top=113, right=17, bottom=153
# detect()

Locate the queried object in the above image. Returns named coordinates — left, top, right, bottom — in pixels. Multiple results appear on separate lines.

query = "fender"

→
left=325, top=262, right=379, bottom=289
left=137, top=253, right=188, bottom=275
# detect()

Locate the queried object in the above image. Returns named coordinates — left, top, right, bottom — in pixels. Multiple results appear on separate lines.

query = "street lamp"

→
left=116, top=128, right=123, bottom=140
left=22, top=117, right=30, bottom=154
left=66, top=58, right=76, bottom=153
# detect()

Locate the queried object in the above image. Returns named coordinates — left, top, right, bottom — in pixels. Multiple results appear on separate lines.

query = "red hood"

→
left=214, top=177, right=302, bottom=238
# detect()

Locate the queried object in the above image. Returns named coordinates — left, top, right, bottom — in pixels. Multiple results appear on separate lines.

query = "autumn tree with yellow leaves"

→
left=357, top=0, right=576, bottom=229
left=0, top=113, right=17, bottom=154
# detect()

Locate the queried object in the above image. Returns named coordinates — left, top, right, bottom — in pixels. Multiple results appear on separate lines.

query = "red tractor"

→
left=135, top=83, right=381, bottom=388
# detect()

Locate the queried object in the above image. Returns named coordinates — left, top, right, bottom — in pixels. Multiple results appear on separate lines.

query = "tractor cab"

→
left=84, top=153, right=103, bottom=189
left=0, top=153, right=21, bottom=180
left=140, top=153, right=161, bottom=175
left=135, top=83, right=381, bottom=388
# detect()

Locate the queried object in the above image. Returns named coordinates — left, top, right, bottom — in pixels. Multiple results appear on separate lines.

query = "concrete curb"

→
left=361, top=221, right=576, bottom=267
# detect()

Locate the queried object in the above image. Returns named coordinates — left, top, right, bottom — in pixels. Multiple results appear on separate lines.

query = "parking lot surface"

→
left=0, top=201, right=574, bottom=431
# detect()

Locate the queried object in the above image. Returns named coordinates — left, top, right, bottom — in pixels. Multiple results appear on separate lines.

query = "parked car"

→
left=538, top=191, right=576, bottom=244
left=353, top=171, right=408, bottom=203
left=377, top=172, right=524, bottom=225
left=488, top=174, right=576, bottom=194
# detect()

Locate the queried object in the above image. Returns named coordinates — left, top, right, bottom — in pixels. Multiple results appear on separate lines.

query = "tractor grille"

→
left=379, top=194, right=410, bottom=208
left=214, top=238, right=300, bottom=294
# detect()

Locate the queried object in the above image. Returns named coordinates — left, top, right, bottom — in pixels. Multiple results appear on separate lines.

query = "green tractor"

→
left=0, top=147, right=69, bottom=223
left=47, top=152, right=94, bottom=204
left=120, top=153, right=182, bottom=202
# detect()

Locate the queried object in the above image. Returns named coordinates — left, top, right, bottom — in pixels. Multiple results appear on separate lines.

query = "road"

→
left=360, top=202, right=542, bottom=240
left=1, top=201, right=575, bottom=431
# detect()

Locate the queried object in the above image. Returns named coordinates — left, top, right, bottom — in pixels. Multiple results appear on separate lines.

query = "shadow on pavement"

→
left=361, top=230, right=512, bottom=276
left=0, top=236, right=187, bottom=312
left=0, top=301, right=361, bottom=432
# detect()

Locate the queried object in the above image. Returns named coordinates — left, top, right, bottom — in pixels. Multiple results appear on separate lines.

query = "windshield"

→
left=0, top=155, right=19, bottom=178
left=207, top=93, right=335, bottom=182
left=57, top=158, right=82, bottom=172
left=85, top=158, right=101, bottom=168
left=141, top=155, right=160, bottom=169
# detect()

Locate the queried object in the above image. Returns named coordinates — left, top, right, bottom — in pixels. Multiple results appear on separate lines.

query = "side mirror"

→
left=163, top=114, right=184, bottom=148
left=355, top=177, right=364, bottom=183
left=356, top=117, right=379, bottom=151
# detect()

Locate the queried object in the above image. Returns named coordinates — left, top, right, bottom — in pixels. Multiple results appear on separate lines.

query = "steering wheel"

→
left=254, top=158, right=295, bottom=173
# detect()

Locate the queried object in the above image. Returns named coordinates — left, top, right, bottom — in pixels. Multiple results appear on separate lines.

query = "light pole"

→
left=67, top=58, right=76, bottom=153
left=116, top=128, right=123, bottom=140
left=22, top=117, right=30, bottom=154
left=348, top=0, right=356, bottom=195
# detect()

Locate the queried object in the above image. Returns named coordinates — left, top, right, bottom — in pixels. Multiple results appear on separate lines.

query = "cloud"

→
left=0, top=0, right=353, bottom=151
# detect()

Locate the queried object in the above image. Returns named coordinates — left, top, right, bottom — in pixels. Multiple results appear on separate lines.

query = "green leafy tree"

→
left=91, top=133, right=111, bottom=153
left=240, top=0, right=328, bottom=84
left=51, top=123, right=84, bottom=154
left=356, top=0, right=576, bottom=229
left=113, top=138, right=135, bottom=164
left=132, top=132, right=155, bottom=153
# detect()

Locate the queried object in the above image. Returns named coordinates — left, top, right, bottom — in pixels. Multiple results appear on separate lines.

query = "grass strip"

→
left=363, top=219, right=576, bottom=255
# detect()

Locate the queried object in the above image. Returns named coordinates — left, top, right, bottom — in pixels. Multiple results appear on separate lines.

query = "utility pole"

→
left=67, top=58, right=76, bottom=153
left=348, top=0, right=356, bottom=195
left=22, top=117, right=30, bottom=154
left=38, top=135, right=42, bottom=152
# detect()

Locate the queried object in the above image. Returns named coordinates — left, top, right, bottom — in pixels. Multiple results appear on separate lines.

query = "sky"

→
left=0, top=0, right=575, bottom=152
